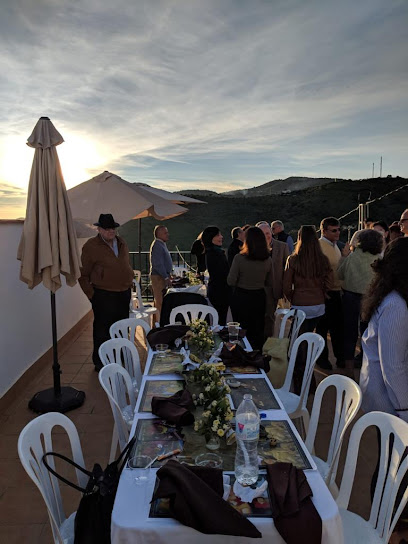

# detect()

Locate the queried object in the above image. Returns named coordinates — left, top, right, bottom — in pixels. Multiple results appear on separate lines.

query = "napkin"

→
left=147, top=325, right=190, bottom=349
left=233, top=478, right=268, bottom=503
left=220, top=344, right=271, bottom=372
left=151, top=389, right=195, bottom=426
left=180, top=347, right=200, bottom=370
left=152, top=460, right=261, bottom=538
left=266, top=463, right=322, bottom=544
left=207, top=342, right=224, bottom=364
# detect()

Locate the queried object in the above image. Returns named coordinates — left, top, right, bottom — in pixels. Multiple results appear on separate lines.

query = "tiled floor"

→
left=0, top=316, right=406, bottom=543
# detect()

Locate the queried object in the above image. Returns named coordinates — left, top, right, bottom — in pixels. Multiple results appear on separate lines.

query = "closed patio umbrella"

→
left=17, top=117, right=85, bottom=413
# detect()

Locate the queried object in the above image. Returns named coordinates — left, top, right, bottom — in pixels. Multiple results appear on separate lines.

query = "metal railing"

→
left=129, top=250, right=194, bottom=301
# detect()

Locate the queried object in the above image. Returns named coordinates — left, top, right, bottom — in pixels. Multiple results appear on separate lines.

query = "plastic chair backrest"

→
left=276, top=308, right=306, bottom=355
left=98, top=364, right=137, bottom=450
left=305, top=374, right=362, bottom=484
left=99, top=338, right=142, bottom=389
left=131, top=279, right=145, bottom=310
left=337, top=411, right=408, bottom=543
left=17, top=413, right=87, bottom=544
left=173, top=265, right=188, bottom=278
left=169, top=304, right=219, bottom=326
left=110, top=317, right=151, bottom=348
left=281, top=332, right=325, bottom=405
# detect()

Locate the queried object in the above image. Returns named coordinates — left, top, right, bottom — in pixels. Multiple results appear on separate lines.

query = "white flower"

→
left=212, top=400, right=217, bottom=407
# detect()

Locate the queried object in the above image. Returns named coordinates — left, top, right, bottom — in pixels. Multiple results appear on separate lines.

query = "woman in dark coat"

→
left=202, top=226, right=231, bottom=325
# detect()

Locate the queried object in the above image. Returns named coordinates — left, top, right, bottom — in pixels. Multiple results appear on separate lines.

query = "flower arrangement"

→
left=187, top=271, right=202, bottom=286
left=191, top=363, right=233, bottom=440
left=185, top=319, right=215, bottom=356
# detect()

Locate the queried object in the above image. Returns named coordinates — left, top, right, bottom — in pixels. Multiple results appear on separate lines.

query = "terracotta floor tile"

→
left=0, top=487, right=49, bottom=524
left=0, top=524, right=45, bottom=544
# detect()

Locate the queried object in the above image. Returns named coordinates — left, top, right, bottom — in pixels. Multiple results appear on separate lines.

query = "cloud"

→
left=0, top=0, right=407, bottom=207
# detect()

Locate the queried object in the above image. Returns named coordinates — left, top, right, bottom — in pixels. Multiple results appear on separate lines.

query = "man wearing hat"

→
left=79, top=214, right=134, bottom=371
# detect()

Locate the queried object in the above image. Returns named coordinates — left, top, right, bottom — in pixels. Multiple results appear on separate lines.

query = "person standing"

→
left=316, top=217, right=350, bottom=370
left=257, top=222, right=289, bottom=336
left=150, top=225, right=173, bottom=315
left=79, top=213, right=134, bottom=371
left=202, top=226, right=231, bottom=325
left=337, top=229, right=383, bottom=371
left=227, top=226, right=245, bottom=267
left=400, top=208, right=408, bottom=236
left=271, top=220, right=294, bottom=254
left=283, top=225, right=332, bottom=392
left=228, top=226, right=274, bottom=349
left=190, top=232, right=206, bottom=273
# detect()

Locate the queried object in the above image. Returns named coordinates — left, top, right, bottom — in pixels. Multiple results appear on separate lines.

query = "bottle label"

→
left=236, top=420, right=259, bottom=441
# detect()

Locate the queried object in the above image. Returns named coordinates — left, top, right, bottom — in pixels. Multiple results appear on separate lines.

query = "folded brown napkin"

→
left=266, top=463, right=322, bottom=544
left=220, top=344, right=271, bottom=372
left=152, top=460, right=261, bottom=538
left=147, top=325, right=190, bottom=349
left=151, top=389, right=195, bottom=426
left=217, top=327, right=247, bottom=342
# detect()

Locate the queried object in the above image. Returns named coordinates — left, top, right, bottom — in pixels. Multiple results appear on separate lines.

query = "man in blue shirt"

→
left=150, top=225, right=173, bottom=315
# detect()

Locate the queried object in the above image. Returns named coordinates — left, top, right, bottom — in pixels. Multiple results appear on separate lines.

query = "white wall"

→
left=0, top=222, right=91, bottom=397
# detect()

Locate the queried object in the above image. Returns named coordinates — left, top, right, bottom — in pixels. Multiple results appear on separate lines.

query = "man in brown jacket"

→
left=79, top=214, right=134, bottom=371
left=257, top=222, right=289, bottom=336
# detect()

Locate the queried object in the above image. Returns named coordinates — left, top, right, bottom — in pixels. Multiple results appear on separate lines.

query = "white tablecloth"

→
left=167, top=284, right=207, bottom=296
left=111, top=348, right=344, bottom=544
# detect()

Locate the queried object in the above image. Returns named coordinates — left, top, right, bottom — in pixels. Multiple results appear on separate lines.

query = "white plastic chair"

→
left=133, top=269, right=141, bottom=283
left=110, top=317, right=152, bottom=352
left=336, top=411, right=408, bottom=543
left=99, top=364, right=137, bottom=462
left=305, top=374, right=362, bottom=496
left=276, top=308, right=306, bottom=356
left=130, top=279, right=158, bottom=324
left=99, top=338, right=142, bottom=392
left=275, top=332, right=325, bottom=434
left=169, top=304, right=219, bottom=326
left=18, top=413, right=88, bottom=544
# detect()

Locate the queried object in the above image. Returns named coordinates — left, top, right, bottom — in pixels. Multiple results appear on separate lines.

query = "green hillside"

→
left=119, top=177, right=407, bottom=253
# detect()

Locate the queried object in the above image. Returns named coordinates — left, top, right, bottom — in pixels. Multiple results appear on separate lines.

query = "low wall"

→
left=0, top=221, right=91, bottom=398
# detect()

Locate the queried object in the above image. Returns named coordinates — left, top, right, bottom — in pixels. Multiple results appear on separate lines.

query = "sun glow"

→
left=0, top=132, right=107, bottom=191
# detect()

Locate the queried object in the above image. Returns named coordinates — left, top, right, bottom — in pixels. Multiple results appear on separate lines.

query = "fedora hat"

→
left=93, top=213, right=120, bottom=229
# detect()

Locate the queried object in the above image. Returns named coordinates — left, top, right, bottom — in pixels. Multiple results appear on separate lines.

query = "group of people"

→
left=77, top=208, right=408, bottom=432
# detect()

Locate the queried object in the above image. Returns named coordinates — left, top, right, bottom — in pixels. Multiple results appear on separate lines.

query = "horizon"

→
left=1, top=0, right=407, bottom=218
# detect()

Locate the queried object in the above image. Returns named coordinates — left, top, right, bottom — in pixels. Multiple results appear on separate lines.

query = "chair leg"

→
left=109, top=424, right=119, bottom=462
left=301, top=409, right=310, bottom=437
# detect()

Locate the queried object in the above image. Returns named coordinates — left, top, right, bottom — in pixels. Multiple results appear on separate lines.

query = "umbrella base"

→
left=28, top=386, right=86, bottom=414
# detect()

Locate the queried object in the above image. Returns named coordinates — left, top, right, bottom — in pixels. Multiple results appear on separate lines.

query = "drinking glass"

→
left=195, top=452, right=223, bottom=469
left=227, top=322, right=240, bottom=344
left=128, top=455, right=152, bottom=485
left=155, top=344, right=168, bottom=358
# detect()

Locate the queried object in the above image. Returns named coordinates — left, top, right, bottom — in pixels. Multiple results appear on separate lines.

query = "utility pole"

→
left=372, top=163, right=375, bottom=178
left=380, top=156, right=382, bottom=178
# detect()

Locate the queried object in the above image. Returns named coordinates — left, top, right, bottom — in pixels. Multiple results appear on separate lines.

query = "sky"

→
left=0, top=0, right=407, bottom=218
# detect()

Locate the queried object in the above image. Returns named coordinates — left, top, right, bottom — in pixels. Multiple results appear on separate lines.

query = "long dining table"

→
left=111, top=334, right=344, bottom=544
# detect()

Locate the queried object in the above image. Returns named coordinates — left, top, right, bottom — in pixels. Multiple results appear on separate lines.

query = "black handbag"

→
left=42, top=436, right=136, bottom=544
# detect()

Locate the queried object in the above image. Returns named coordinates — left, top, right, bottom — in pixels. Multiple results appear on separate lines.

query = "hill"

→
left=221, top=176, right=344, bottom=196
left=119, top=177, right=408, bottom=257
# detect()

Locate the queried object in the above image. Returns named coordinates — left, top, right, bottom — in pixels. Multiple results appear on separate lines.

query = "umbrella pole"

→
left=51, top=291, right=62, bottom=396
left=28, top=291, right=86, bottom=413
left=138, top=218, right=142, bottom=271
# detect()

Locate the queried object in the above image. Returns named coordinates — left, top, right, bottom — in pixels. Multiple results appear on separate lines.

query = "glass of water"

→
left=227, top=322, right=240, bottom=344
left=128, top=455, right=152, bottom=485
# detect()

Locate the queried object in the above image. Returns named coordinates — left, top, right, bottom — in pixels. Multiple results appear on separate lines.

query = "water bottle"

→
left=234, top=394, right=260, bottom=486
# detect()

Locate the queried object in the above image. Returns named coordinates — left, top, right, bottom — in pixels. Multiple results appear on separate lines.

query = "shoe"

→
left=317, top=360, right=332, bottom=371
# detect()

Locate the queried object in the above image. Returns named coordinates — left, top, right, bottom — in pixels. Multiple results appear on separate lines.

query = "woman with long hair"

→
left=201, top=226, right=231, bottom=325
left=283, top=225, right=332, bottom=393
left=227, top=226, right=274, bottom=349
left=337, top=228, right=383, bottom=371
left=360, top=237, right=408, bottom=420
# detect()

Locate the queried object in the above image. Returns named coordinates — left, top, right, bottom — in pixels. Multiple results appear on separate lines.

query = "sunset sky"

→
left=1, top=0, right=407, bottom=218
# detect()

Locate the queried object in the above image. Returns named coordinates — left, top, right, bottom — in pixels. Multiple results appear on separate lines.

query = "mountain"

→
left=221, top=176, right=346, bottom=196
left=178, top=189, right=219, bottom=197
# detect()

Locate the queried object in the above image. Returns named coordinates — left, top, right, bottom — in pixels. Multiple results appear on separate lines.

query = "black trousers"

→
left=208, top=285, right=231, bottom=326
left=230, top=287, right=266, bottom=350
left=91, top=288, right=131, bottom=368
left=293, top=316, right=321, bottom=395
left=316, top=290, right=344, bottom=365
